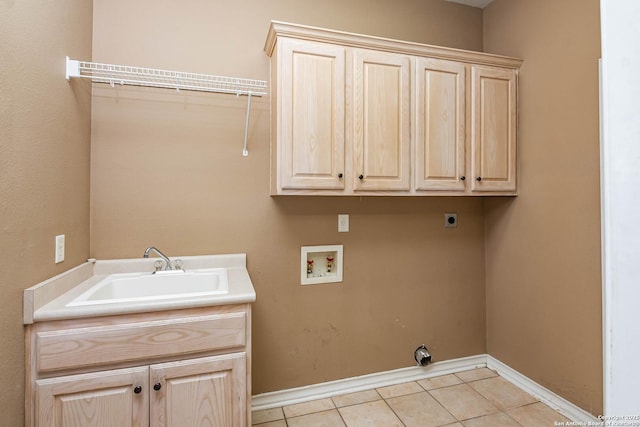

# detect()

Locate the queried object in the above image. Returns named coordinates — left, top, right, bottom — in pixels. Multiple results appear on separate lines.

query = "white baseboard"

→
left=252, top=354, right=600, bottom=424
left=251, top=354, right=486, bottom=411
left=486, top=355, right=600, bottom=424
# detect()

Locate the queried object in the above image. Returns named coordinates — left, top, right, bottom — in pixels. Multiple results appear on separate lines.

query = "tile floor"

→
left=252, top=368, right=572, bottom=427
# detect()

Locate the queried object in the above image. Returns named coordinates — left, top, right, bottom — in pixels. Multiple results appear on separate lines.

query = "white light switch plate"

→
left=55, top=234, right=65, bottom=263
left=338, top=214, right=349, bottom=232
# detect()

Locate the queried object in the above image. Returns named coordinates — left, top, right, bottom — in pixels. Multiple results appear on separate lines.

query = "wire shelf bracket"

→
left=66, top=56, right=267, bottom=156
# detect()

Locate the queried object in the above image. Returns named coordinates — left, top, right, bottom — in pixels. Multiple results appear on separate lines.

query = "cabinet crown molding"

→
left=264, top=20, right=522, bottom=69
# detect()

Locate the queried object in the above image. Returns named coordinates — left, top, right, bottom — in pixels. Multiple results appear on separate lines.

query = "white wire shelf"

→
left=66, top=57, right=267, bottom=96
left=66, top=57, right=267, bottom=156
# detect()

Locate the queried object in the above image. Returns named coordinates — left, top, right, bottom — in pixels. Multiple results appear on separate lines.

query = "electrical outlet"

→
left=338, top=214, right=349, bottom=232
left=55, top=234, right=65, bottom=263
left=444, top=213, right=458, bottom=228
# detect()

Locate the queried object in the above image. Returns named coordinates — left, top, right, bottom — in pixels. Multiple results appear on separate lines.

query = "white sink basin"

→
left=66, top=268, right=229, bottom=307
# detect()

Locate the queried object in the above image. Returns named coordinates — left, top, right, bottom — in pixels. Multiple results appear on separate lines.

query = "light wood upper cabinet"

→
left=470, top=66, right=517, bottom=192
left=352, top=49, right=411, bottom=191
left=265, top=21, right=522, bottom=196
left=414, top=58, right=466, bottom=191
left=274, top=38, right=345, bottom=191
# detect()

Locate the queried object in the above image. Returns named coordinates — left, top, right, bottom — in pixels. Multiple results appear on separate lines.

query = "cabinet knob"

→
left=153, top=382, right=162, bottom=391
left=460, top=176, right=466, bottom=181
left=133, top=386, right=142, bottom=394
left=358, top=174, right=364, bottom=180
left=338, top=173, right=343, bottom=178
left=476, top=177, right=482, bottom=181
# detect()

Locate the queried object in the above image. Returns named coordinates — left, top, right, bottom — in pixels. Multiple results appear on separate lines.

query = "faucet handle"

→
left=173, top=259, right=184, bottom=271
left=153, top=260, right=164, bottom=272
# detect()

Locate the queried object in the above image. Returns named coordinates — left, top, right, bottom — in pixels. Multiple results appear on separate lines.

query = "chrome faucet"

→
left=143, top=246, right=173, bottom=270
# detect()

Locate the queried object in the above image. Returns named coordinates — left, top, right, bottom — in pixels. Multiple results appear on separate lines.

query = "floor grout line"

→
left=380, top=395, right=407, bottom=427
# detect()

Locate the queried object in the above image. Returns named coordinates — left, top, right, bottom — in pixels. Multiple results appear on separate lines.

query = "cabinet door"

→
left=35, top=366, right=148, bottom=427
left=150, top=353, right=247, bottom=427
left=352, top=49, right=411, bottom=191
left=470, top=66, right=517, bottom=192
left=414, top=58, right=466, bottom=191
left=277, top=38, right=346, bottom=190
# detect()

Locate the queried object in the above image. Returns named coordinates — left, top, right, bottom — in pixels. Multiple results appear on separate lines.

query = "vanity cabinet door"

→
left=414, top=58, right=467, bottom=191
left=352, top=49, right=411, bottom=191
left=470, top=65, right=517, bottom=192
left=35, top=366, right=149, bottom=427
left=275, top=38, right=346, bottom=191
left=150, top=353, right=247, bottom=427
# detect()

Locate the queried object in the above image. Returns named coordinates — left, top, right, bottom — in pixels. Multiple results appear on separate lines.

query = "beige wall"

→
left=483, top=0, right=603, bottom=415
left=0, top=0, right=606, bottom=421
left=90, top=0, right=487, bottom=394
left=0, top=1, right=92, bottom=425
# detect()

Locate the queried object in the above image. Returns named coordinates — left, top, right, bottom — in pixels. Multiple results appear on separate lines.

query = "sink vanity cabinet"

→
left=26, top=305, right=250, bottom=427
left=264, top=21, right=522, bottom=196
left=23, top=254, right=256, bottom=427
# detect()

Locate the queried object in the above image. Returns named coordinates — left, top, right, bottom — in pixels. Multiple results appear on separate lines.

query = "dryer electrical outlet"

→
left=444, top=213, right=458, bottom=228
